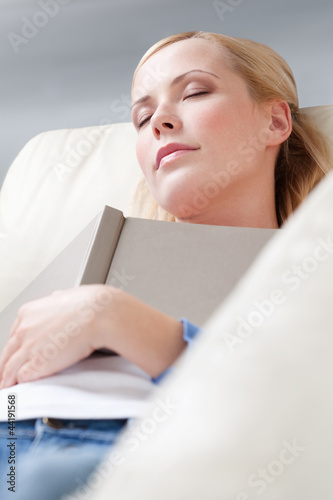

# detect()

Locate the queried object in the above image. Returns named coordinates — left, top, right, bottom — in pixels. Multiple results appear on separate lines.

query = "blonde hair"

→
left=129, top=31, right=332, bottom=226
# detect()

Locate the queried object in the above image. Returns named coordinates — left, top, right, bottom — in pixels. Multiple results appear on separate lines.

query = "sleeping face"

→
left=131, top=38, right=282, bottom=227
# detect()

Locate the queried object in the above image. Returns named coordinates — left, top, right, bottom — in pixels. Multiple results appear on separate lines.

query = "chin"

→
left=158, top=195, right=202, bottom=221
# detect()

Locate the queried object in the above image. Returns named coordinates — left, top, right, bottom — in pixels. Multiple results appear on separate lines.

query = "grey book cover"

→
left=0, top=206, right=277, bottom=353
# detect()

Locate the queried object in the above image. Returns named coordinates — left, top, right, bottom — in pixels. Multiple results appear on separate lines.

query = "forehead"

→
left=132, top=38, right=228, bottom=100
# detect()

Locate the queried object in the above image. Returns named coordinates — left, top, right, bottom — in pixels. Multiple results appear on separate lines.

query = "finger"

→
left=16, top=358, right=49, bottom=385
left=0, top=335, right=21, bottom=379
left=9, top=314, right=21, bottom=338
left=0, top=312, right=23, bottom=375
left=0, top=345, right=30, bottom=389
left=16, top=349, right=72, bottom=385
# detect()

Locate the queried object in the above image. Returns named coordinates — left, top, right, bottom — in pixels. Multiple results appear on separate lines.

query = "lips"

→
left=156, top=143, right=198, bottom=170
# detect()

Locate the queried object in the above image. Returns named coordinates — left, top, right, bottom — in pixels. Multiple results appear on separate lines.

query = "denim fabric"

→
left=0, top=417, right=128, bottom=500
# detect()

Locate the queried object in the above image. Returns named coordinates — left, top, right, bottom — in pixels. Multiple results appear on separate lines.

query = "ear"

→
left=266, top=100, right=292, bottom=147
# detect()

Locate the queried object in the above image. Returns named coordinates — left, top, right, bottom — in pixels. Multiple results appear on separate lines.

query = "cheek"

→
left=136, top=137, right=150, bottom=176
left=195, top=106, right=239, bottom=155
left=202, top=102, right=259, bottom=151
left=192, top=101, right=240, bottom=143
left=195, top=104, right=225, bottom=131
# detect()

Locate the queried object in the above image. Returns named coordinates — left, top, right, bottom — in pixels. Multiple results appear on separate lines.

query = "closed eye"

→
left=137, top=91, right=209, bottom=128
left=184, top=91, right=209, bottom=100
left=137, top=115, right=152, bottom=128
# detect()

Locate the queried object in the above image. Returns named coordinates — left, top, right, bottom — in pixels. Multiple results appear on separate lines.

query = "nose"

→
left=150, top=105, right=182, bottom=138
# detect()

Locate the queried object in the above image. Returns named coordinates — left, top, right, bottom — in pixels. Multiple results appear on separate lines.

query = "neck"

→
left=175, top=175, right=279, bottom=229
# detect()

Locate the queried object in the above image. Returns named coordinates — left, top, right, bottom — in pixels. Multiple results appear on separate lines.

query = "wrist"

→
left=88, top=284, right=121, bottom=351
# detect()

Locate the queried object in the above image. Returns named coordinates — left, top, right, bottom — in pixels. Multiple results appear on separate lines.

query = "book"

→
left=0, top=206, right=277, bottom=353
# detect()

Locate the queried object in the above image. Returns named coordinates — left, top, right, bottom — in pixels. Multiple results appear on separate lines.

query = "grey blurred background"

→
left=1, top=0, right=332, bottom=188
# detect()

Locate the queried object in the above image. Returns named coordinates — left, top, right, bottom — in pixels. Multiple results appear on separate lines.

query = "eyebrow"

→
left=131, top=69, right=220, bottom=111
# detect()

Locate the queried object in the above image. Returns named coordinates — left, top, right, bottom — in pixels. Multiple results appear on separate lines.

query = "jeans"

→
left=0, top=417, right=128, bottom=500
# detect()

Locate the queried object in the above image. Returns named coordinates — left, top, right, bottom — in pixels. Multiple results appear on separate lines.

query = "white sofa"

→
left=89, top=148, right=333, bottom=500
left=0, top=122, right=141, bottom=313
left=85, top=106, right=333, bottom=499
left=0, top=106, right=333, bottom=499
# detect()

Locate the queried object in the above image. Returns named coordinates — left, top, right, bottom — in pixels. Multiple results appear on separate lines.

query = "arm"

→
left=95, top=286, right=187, bottom=378
left=0, top=284, right=189, bottom=388
left=152, top=317, right=202, bottom=384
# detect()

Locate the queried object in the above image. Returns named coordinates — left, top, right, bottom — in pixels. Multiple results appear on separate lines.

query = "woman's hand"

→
left=0, top=284, right=186, bottom=389
left=0, top=284, right=116, bottom=389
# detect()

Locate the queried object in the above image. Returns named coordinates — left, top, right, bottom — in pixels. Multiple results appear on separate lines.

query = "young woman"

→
left=0, top=31, right=331, bottom=500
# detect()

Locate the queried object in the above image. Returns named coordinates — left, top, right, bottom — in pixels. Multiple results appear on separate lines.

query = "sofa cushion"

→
left=0, top=122, right=140, bottom=311
left=88, top=161, right=333, bottom=500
